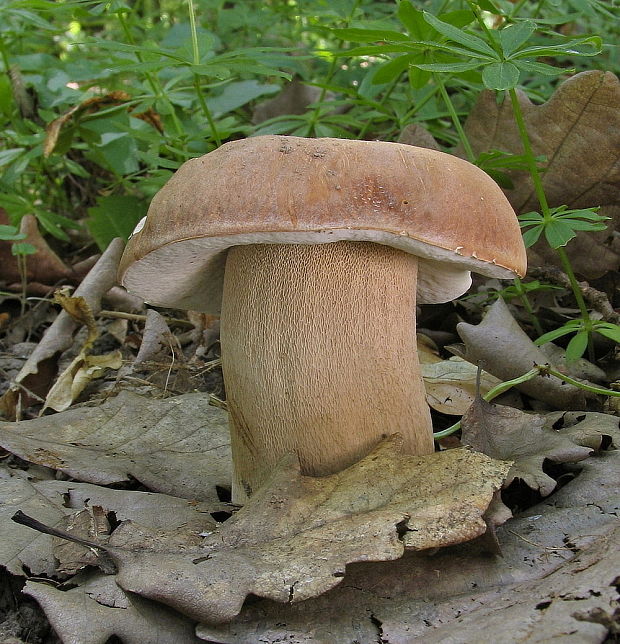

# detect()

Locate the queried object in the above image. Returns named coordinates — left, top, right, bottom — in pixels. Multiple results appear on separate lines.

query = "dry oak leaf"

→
left=463, top=70, right=620, bottom=277
left=0, top=238, right=124, bottom=418
left=456, top=297, right=587, bottom=410
left=25, top=573, right=201, bottom=644
left=422, top=356, right=502, bottom=415
left=0, top=468, right=219, bottom=577
left=0, top=391, right=232, bottom=503
left=197, top=451, right=619, bottom=644
left=545, top=410, right=620, bottom=451
left=461, top=397, right=592, bottom=496
left=57, top=437, right=510, bottom=624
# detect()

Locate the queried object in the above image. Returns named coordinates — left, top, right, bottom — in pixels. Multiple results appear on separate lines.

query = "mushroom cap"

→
left=119, top=136, right=526, bottom=312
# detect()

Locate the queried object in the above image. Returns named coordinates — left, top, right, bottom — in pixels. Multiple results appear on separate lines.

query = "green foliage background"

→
left=0, top=0, right=617, bottom=248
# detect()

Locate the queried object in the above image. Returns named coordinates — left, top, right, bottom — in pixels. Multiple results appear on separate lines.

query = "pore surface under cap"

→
left=119, top=136, right=526, bottom=312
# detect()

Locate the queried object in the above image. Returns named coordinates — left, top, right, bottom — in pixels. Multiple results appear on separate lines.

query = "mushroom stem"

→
left=220, top=241, right=434, bottom=503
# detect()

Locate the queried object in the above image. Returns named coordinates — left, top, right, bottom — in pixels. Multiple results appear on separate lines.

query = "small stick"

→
left=98, top=310, right=195, bottom=328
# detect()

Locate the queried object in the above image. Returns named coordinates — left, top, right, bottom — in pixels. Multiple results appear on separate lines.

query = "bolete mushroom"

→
left=119, top=136, right=526, bottom=502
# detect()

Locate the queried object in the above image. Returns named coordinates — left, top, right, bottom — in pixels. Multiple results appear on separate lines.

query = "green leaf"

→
left=544, top=219, right=578, bottom=248
left=411, top=61, right=483, bottom=72
left=371, top=54, right=416, bottom=84
left=338, top=44, right=417, bottom=57
left=514, top=36, right=602, bottom=59
left=482, top=61, right=520, bottom=90
left=513, top=60, right=566, bottom=76
left=0, top=148, right=26, bottom=167
left=330, top=28, right=409, bottom=43
left=518, top=211, right=544, bottom=224
left=397, top=2, right=427, bottom=39
left=595, top=324, right=620, bottom=343
left=87, top=195, right=148, bottom=251
left=521, top=225, right=544, bottom=248
left=11, top=242, right=37, bottom=256
left=0, top=225, right=25, bottom=241
left=422, top=12, right=498, bottom=58
left=498, top=21, right=536, bottom=57
left=535, top=325, right=579, bottom=345
left=474, top=0, right=500, bottom=12
left=565, top=330, right=589, bottom=362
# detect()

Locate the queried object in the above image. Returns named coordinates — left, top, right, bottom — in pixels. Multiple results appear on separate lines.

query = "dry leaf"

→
left=196, top=450, right=619, bottom=643
left=33, top=438, right=509, bottom=624
left=422, top=356, right=502, bottom=415
left=456, top=298, right=587, bottom=409
left=252, top=78, right=324, bottom=124
left=0, top=467, right=220, bottom=577
left=44, top=91, right=162, bottom=158
left=544, top=410, right=620, bottom=451
left=461, top=397, right=592, bottom=495
left=0, top=391, right=232, bottom=502
left=54, top=506, right=112, bottom=575
left=397, top=123, right=441, bottom=150
left=0, top=238, right=125, bottom=418
left=0, top=212, right=74, bottom=289
left=463, top=71, right=620, bottom=277
left=44, top=350, right=123, bottom=412
left=25, top=573, right=201, bottom=644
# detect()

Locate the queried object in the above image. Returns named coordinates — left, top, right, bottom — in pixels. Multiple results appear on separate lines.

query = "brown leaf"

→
left=456, top=298, right=587, bottom=410
left=0, top=238, right=124, bottom=417
left=84, top=438, right=511, bottom=623
left=44, top=91, right=162, bottom=158
left=0, top=467, right=221, bottom=577
left=0, top=391, right=232, bottom=503
left=54, top=506, right=112, bottom=575
left=198, top=450, right=618, bottom=643
left=422, top=356, right=502, bottom=415
left=461, top=397, right=592, bottom=495
left=462, top=71, right=620, bottom=277
left=25, top=573, right=202, bottom=644
left=0, top=212, right=73, bottom=287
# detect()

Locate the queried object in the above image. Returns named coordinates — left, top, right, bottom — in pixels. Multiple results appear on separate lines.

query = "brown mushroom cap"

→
left=119, top=136, right=526, bottom=312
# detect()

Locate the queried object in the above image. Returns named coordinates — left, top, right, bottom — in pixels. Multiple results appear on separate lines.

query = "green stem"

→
left=509, top=87, right=592, bottom=348
left=188, top=0, right=221, bottom=146
left=433, top=363, right=620, bottom=439
left=508, top=88, right=550, bottom=214
left=436, top=75, right=475, bottom=162
left=304, top=0, right=361, bottom=136
left=356, top=74, right=401, bottom=140
left=513, top=278, right=544, bottom=336
left=554, top=247, right=590, bottom=322
left=116, top=11, right=186, bottom=142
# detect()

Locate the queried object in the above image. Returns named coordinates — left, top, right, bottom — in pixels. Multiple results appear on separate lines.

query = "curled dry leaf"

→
left=0, top=212, right=73, bottom=289
left=422, top=356, right=502, bottom=415
left=456, top=297, right=587, bottom=410
left=0, top=468, right=220, bottom=577
left=461, top=397, right=592, bottom=496
left=0, top=238, right=125, bottom=418
left=25, top=573, right=201, bottom=644
left=44, top=91, right=162, bottom=158
left=40, top=437, right=509, bottom=624
left=544, top=410, right=620, bottom=451
left=463, top=71, right=620, bottom=277
left=196, top=451, right=619, bottom=644
left=0, top=391, right=232, bottom=503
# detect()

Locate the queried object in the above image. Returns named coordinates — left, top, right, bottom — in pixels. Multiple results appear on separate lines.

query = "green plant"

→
left=331, top=0, right=618, bottom=361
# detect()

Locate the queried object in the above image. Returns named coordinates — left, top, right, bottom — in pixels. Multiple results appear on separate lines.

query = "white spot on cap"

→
left=129, top=216, right=147, bottom=238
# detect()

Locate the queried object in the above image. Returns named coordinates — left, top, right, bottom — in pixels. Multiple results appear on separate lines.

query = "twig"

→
left=529, top=266, right=620, bottom=325
left=98, top=310, right=195, bottom=328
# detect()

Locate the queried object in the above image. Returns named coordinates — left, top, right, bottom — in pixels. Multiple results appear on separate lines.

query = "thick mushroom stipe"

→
left=221, top=241, right=433, bottom=502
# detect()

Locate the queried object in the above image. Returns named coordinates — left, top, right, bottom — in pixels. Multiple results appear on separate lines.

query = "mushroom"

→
left=119, top=136, right=526, bottom=502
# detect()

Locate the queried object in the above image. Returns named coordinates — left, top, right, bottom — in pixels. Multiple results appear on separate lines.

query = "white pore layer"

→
left=122, top=228, right=517, bottom=313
